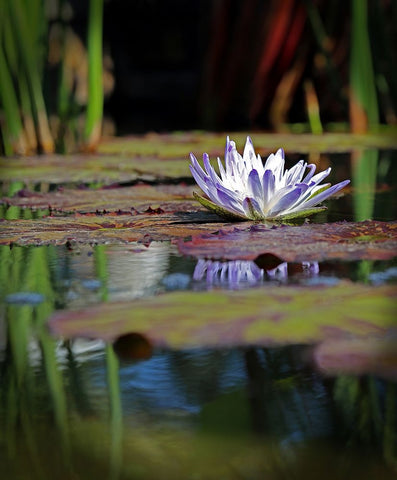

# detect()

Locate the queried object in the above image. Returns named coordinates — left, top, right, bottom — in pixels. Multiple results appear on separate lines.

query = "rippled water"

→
left=0, top=148, right=396, bottom=479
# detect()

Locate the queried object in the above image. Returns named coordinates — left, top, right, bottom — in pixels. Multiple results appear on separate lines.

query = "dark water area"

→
left=0, top=148, right=396, bottom=479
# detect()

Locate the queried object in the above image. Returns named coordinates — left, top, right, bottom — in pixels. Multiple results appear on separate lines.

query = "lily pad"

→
left=0, top=212, right=228, bottom=246
left=98, top=131, right=397, bottom=156
left=1, top=184, right=197, bottom=214
left=178, top=220, right=397, bottom=262
left=49, top=281, right=396, bottom=348
left=2, top=131, right=397, bottom=186
left=0, top=153, right=190, bottom=185
left=313, top=338, right=397, bottom=380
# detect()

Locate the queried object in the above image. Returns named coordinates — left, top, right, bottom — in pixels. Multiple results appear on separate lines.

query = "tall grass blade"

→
left=350, top=0, right=379, bottom=132
left=352, top=149, right=378, bottom=221
left=304, top=79, right=323, bottom=134
left=94, top=245, right=109, bottom=301
left=0, top=38, right=27, bottom=153
left=106, top=344, right=123, bottom=480
left=2, top=6, right=37, bottom=152
left=84, top=0, right=104, bottom=151
left=7, top=0, right=54, bottom=152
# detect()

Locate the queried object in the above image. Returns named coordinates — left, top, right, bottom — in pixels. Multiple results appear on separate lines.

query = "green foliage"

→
left=0, top=0, right=105, bottom=155
left=84, top=0, right=104, bottom=150
left=350, top=0, right=380, bottom=130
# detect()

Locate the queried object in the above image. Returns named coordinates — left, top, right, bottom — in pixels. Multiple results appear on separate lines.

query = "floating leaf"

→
left=0, top=153, right=189, bottom=185
left=0, top=212, right=227, bottom=246
left=3, top=131, right=395, bottom=185
left=178, top=220, right=397, bottom=262
left=2, top=184, right=197, bottom=214
left=98, top=131, right=397, bottom=156
left=49, top=282, right=396, bottom=349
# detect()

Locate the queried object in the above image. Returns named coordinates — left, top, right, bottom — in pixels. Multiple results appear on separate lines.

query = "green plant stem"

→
left=84, top=0, right=104, bottom=150
left=106, top=344, right=123, bottom=480
left=0, top=42, right=26, bottom=154
left=94, top=245, right=109, bottom=301
left=350, top=0, right=379, bottom=130
left=7, top=0, right=54, bottom=152
left=352, top=149, right=378, bottom=221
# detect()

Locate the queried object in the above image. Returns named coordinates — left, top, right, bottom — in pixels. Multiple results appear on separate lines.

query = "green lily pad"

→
left=0, top=153, right=189, bottom=185
left=49, top=281, right=396, bottom=348
left=178, top=220, right=397, bottom=262
left=2, top=131, right=397, bottom=186
left=98, top=131, right=397, bottom=156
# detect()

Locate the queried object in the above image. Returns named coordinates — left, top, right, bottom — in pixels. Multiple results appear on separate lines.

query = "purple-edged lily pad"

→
left=178, top=220, right=397, bottom=262
left=0, top=212, right=228, bottom=246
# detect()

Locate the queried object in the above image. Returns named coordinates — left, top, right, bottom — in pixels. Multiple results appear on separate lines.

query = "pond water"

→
left=0, top=147, right=397, bottom=479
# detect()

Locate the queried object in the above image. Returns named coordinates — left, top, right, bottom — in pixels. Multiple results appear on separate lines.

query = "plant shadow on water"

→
left=0, top=148, right=397, bottom=479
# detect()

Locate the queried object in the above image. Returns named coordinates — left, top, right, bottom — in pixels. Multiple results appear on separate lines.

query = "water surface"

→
left=0, top=148, right=396, bottom=479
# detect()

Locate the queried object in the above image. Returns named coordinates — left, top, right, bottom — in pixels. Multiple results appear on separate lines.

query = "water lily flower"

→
left=193, top=259, right=264, bottom=288
left=193, top=259, right=319, bottom=289
left=190, top=136, right=350, bottom=221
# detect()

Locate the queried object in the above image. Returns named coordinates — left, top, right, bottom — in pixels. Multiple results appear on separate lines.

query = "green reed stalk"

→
left=95, top=245, right=122, bottom=478
left=106, top=344, right=123, bottom=480
left=84, top=0, right=104, bottom=150
left=27, top=247, right=71, bottom=464
left=352, top=149, right=378, bottom=221
left=7, top=0, right=54, bottom=152
left=1, top=245, right=44, bottom=476
left=94, top=245, right=109, bottom=301
left=0, top=54, right=25, bottom=154
left=350, top=0, right=379, bottom=131
left=304, top=80, right=323, bottom=134
left=56, top=28, right=72, bottom=153
left=0, top=35, right=26, bottom=154
left=2, top=7, right=37, bottom=152
left=24, top=0, right=47, bottom=80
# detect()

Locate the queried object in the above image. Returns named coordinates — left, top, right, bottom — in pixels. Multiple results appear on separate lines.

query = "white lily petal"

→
left=190, top=137, right=350, bottom=221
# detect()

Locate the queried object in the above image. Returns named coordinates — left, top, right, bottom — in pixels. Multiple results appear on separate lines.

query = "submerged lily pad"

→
left=178, top=220, right=397, bottom=262
left=49, top=281, right=396, bottom=349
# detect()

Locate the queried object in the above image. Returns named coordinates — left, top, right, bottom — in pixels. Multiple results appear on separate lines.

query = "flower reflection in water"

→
left=193, top=259, right=319, bottom=289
